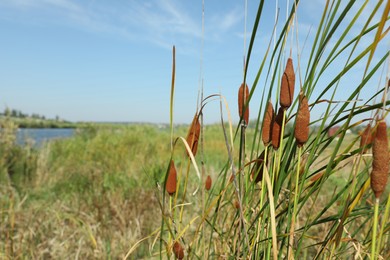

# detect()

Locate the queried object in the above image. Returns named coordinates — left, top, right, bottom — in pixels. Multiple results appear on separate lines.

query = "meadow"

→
left=0, top=119, right=388, bottom=259
left=1, top=119, right=250, bottom=258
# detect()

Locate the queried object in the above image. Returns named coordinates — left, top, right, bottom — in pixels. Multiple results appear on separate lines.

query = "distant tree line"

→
left=0, top=107, right=61, bottom=121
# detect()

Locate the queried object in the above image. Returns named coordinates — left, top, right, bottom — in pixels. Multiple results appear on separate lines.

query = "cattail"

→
left=251, top=150, right=267, bottom=183
left=360, top=124, right=373, bottom=153
left=173, top=241, right=184, bottom=260
left=238, top=83, right=250, bottom=125
left=294, top=94, right=310, bottom=147
left=205, top=175, right=212, bottom=191
left=272, top=107, right=284, bottom=150
left=262, top=101, right=274, bottom=146
left=166, top=160, right=177, bottom=196
left=371, top=120, right=389, bottom=198
left=186, top=113, right=201, bottom=157
left=280, top=58, right=295, bottom=109
left=234, top=200, right=240, bottom=209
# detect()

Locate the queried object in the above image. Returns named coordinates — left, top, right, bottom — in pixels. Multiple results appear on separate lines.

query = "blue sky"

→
left=0, top=0, right=388, bottom=124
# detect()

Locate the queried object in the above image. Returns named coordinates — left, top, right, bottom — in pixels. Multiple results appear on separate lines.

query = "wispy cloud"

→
left=0, top=0, right=206, bottom=53
left=0, top=0, right=249, bottom=55
left=207, top=6, right=244, bottom=41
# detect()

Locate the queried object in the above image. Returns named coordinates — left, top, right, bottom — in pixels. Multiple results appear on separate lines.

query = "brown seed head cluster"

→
left=294, top=94, right=310, bottom=147
left=173, top=241, right=184, bottom=260
left=238, top=83, right=250, bottom=125
left=205, top=175, right=212, bottom=191
left=280, top=58, right=295, bottom=109
left=262, top=101, right=274, bottom=146
left=272, top=107, right=284, bottom=150
left=251, top=150, right=267, bottom=183
left=166, top=160, right=177, bottom=196
left=186, top=113, right=201, bottom=157
left=371, top=120, right=389, bottom=198
left=359, top=124, right=374, bottom=153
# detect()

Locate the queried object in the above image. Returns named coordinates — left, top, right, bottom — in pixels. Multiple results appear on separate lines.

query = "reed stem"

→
left=371, top=198, right=379, bottom=260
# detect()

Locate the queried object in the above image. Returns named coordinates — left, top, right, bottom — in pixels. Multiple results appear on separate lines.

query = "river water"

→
left=16, top=128, right=75, bottom=146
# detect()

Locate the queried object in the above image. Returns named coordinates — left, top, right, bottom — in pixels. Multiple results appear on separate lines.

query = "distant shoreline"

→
left=0, top=116, right=172, bottom=129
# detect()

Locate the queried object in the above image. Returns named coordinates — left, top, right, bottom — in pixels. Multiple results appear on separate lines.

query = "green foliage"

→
left=153, top=1, right=390, bottom=259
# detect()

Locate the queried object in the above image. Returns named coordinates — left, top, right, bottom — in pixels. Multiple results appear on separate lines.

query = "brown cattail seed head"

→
left=262, top=101, right=274, bottom=146
left=173, top=241, right=184, bottom=260
left=272, top=107, right=284, bottom=150
left=280, top=58, right=295, bottom=109
left=234, top=200, right=240, bottom=209
left=371, top=120, right=389, bottom=198
left=166, top=160, right=177, bottom=196
left=186, top=113, right=201, bottom=157
left=294, top=94, right=310, bottom=147
left=238, top=83, right=250, bottom=125
left=360, top=124, right=373, bottom=153
left=251, top=150, right=267, bottom=183
left=205, top=175, right=212, bottom=191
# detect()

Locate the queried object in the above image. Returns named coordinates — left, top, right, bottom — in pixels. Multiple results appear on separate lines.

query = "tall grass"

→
left=139, top=1, right=390, bottom=259
left=0, top=121, right=236, bottom=258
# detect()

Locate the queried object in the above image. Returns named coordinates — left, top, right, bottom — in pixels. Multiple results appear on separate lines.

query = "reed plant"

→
left=131, top=1, right=390, bottom=259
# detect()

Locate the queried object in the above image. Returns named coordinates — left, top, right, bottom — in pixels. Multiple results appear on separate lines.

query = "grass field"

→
left=0, top=120, right=388, bottom=259
left=0, top=122, right=246, bottom=258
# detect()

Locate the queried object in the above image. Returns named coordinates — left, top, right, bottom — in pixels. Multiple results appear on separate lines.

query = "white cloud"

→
left=0, top=0, right=206, bottom=53
left=217, top=7, right=243, bottom=31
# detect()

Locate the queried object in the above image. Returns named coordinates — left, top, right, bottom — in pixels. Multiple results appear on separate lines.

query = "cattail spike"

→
left=272, top=107, right=284, bottom=150
left=166, top=160, right=177, bottom=196
left=186, top=113, right=201, bottom=157
left=294, top=94, right=310, bottom=147
left=238, top=83, right=250, bottom=125
left=280, top=58, right=295, bottom=109
left=359, top=124, right=373, bottom=153
left=262, top=101, right=274, bottom=146
left=371, top=120, right=389, bottom=198
left=173, top=241, right=184, bottom=260
left=205, top=175, right=212, bottom=191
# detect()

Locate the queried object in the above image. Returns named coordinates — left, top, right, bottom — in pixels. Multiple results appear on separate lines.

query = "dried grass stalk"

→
left=262, top=101, right=274, bottom=146
left=371, top=120, right=389, bottom=198
left=173, top=241, right=184, bottom=259
left=205, top=175, right=212, bottom=191
left=280, top=58, right=295, bottom=109
left=359, top=124, right=373, bottom=153
left=238, top=83, right=250, bottom=125
left=294, top=94, right=310, bottom=147
left=186, top=113, right=201, bottom=157
left=166, top=160, right=177, bottom=196
left=272, top=107, right=284, bottom=150
left=251, top=150, right=267, bottom=183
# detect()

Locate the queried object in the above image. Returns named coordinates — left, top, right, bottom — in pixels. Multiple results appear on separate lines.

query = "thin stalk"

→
left=199, top=0, right=205, bottom=256
left=169, top=196, right=173, bottom=243
left=254, top=145, right=269, bottom=253
left=263, top=166, right=278, bottom=260
left=371, top=198, right=379, bottom=260
left=272, top=150, right=277, bottom=188
left=276, top=109, right=287, bottom=182
left=288, top=146, right=302, bottom=260
left=179, top=160, right=192, bottom=228
left=377, top=193, right=390, bottom=255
